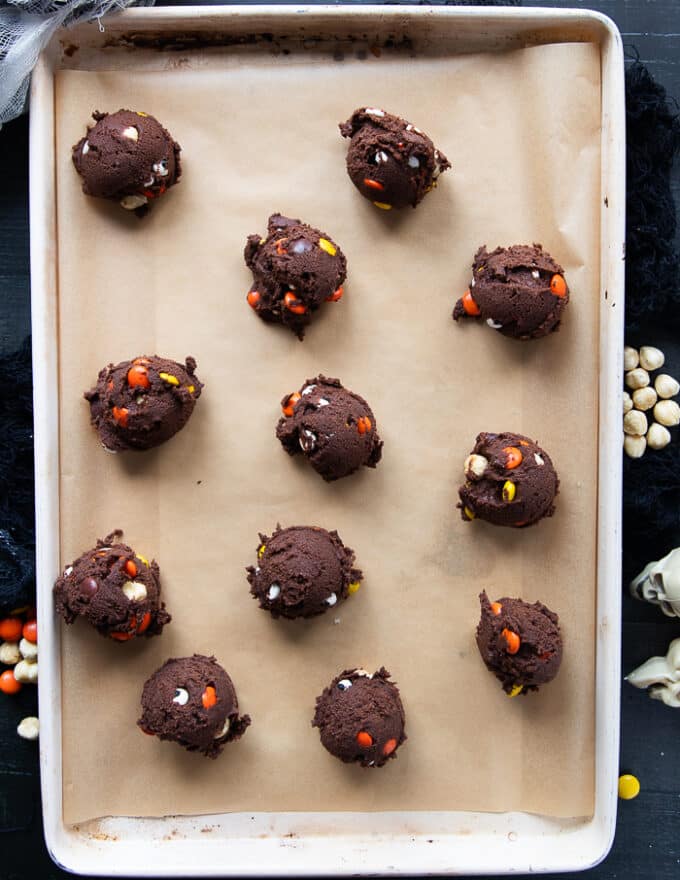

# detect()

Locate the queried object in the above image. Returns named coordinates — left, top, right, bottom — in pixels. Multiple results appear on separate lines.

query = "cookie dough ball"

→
left=339, top=107, right=450, bottom=210
left=53, top=531, right=170, bottom=640
left=276, top=375, right=383, bottom=481
left=312, top=668, right=406, bottom=767
left=72, top=110, right=181, bottom=214
left=244, top=214, right=347, bottom=339
left=247, top=525, right=362, bottom=620
left=453, top=244, right=569, bottom=340
left=476, top=591, right=563, bottom=695
left=84, top=354, right=203, bottom=452
left=459, top=432, right=558, bottom=528
left=138, top=655, right=251, bottom=758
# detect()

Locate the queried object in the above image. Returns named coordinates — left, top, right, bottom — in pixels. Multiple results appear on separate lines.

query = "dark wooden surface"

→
left=1, top=1, right=679, bottom=877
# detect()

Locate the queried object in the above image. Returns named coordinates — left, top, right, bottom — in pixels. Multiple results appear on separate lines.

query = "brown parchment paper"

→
left=54, top=40, right=601, bottom=824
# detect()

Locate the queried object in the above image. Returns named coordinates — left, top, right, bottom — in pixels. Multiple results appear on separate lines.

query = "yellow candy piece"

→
left=373, top=201, right=392, bottom=211
left=187, top=385, right=195, bottom=394
left=259, top=237, right=266, bottom=245
left=318, top=238, right=337, bottom=257
left=136, top=111, right=149, bottom=117
left=136, top=553, right=150, bottom=567
left=159, top=372, right=179, bottom=386
left=618, top=774, right=640, bottom=800
left=464, top=506, right=476, bottom=520
left=507, top=684, right=523, bottom=698
left=502, top=480, right=516, bottom=502
left=258, top=544, right=266, bottom=559
left=348, top=581, right=361, bottom=595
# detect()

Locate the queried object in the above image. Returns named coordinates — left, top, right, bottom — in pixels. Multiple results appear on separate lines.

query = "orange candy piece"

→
left=112, top=406, right=129, bottom=428
left=110, top=629, right=134, bottom=642
left=136, top=612, right=152, bottom=635
left=127, top=364, right=150, bottom=390
left=22, top=619, right=37, bottom=644
left=382, top=738, right=398, bottom=756
left=363, top=178, right=385, bottom=191
left=202, top=686, right=217, bottom=709
left=275, top=238, right=287, bottom=255
left=550, top=274, right=567, bottom=297
left=326, top=286, right=344, bottom=303
left=502, top=628, right=520, bottom=654
left=125, top=560, right=138, bottom=578
left=247, top=290, right=261, bottom=309
left=284, top=292, right=307, bottom=315
left=462, top=289, right=481, bottom=316
left=282, top=392, right=301, bottom=417
left=357, top=416, right=372, bottom=435
left=503, top=446, right=523, bottom=469
left=0, top=617, right=23, bottom=642
left=0, top=670, right=22, bottom=695
left=356, top=731, right=373, bottom=748
left=490, top=602, right=502, bottom=616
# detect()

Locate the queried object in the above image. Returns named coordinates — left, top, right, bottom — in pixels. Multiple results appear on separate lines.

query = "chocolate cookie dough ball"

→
left=276, top=375, right=383, bottom=481
left=247, top=525, right=362, bottom=620
left=138, top=655, right=251, bottom=758
left=244, top=214, right=347, bottom=339
left=312, top=668, right=406, bottom=767
left=459, top=432, right=558, bottom=528
left=453, top=244, right=569, bottom=340
left=476, top=591, right=563, bottom=695
left=339, top=107, right=450, bottom=210
left=84, top=354, right=203, bottom=452
left=53, top=530, right=170, bottom=641
left=72, top=110, right=181, bottom=214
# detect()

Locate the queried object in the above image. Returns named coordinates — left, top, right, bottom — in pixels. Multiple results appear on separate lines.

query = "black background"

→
left=1, top=1, right=679, bottom=878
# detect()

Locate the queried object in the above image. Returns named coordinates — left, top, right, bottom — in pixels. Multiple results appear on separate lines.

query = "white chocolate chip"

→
left=122, top=126, right=139, bottom=142
left=647, top=422, right=671, bottom=450
left=408, top=155, right=420, bottom=168
left=325, top=592, right=338, bottom=606
left=19, top=638, right=37, bottom=661
left=267, top=584, right=281, bottom=601
left=17, top=717, right=39, bottom=741
left=122, top=580, right=148, bottom=602
left=364, top=107, right=385, bottom=117
left=318, top=398, right=330, bottom=407
left=142, top=176, right=154, bottom=188
left=352, top=668, right=372, bottom=678
left=64, top=565, right=73, bottom=577
left=654, top=399, right=680, bottom=427
left=14, top=659, right=37, bottom=684
left=301, top=384, right=316, bottom=396
left=625, top=368, right=650, bottom=390
left=623, top=391, right=633, bottom=414
left=534, top=453, right=545, bottom=466
left=623, top=346, right=640, bottom=371
left=624, top=410, right=648, bottom=436
left=624, top=434, right=646, bottom=458
left=639, top=346, right=665, bottom=371
left=470, top=276, right=476, bottom=288
left=464, top=454, right=488, bottom=478
left=486, top=318, right=503, bottom=330
left=120, top=194, right=148, bottom=211
left=374, top=150, right=389, bottom=164
left=299, top=430, right=317, bottom=453
left=135, top=395, right=145, bottom=405
left=214, top=716, right=231, bottom=739
left=81, top=140, right=90, bottom=155
left=153, top=160, right=169, bottom=177
left=531, top=270, right=540, bottom=279
left=173, top=687, right=189, bottom=706
left=654, top=374, right=680, bottom=399
left=0, top=641, right=21, bottom=665
left=632, top=386, right=657, bottom=412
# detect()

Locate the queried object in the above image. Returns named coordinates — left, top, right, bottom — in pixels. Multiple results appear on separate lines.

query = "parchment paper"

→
left=55, top=40, right=601, bottom=824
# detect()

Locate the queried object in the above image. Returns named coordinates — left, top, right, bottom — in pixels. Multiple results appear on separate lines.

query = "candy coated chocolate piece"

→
left=453, top=244, right=569, bottom=340
left=53, top=530, right=170, bottom=640
left=339, top=107, right=450, bottom=209
left=458, top=432, right=558, bottom=528
left=312, top=668, right=406, bottom=767
left=247, top=525, right=362, bottom=620
left=72, top=110, right=181, bottom=215
left=276, top=375, right=383, bottom=481
left=244, top=214, right=347, bottom=339
left=84, top=354, right=202, bottom=452
left=476, top=591, right=563, bottom=694
left=138, top=655, right=250, bottom=758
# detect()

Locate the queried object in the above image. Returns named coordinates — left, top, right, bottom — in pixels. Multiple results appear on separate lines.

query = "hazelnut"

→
left=632, top=387, right=657, bottom=412
left=647, top=423, right=671, bottom=450
left=623, top=392, right=633, bottom=414
left=654, top=400, right=680, bottom=427
left=0, top=641, right=21, bottom=665
left=19, top=638, right=37, bottom=661
left=654, top=374, right=680, bottom=400
left=624, top=434, right=646, bottom=459
left=624, top=410, right=648, bottom=436
left=623, top=346, right=639, bottom=371
left=625, top=368, right=650, bottom=390
left=17, top=717, right=39, bottom=741
left=639, top=346, right=665, bottom=371
left=14, top=659, right=37, bottom=684
left=464, top=454, right=488, bottom=479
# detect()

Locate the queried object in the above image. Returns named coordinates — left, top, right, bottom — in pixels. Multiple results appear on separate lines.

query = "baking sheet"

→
left=54, top=40, right=600, bottom=825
